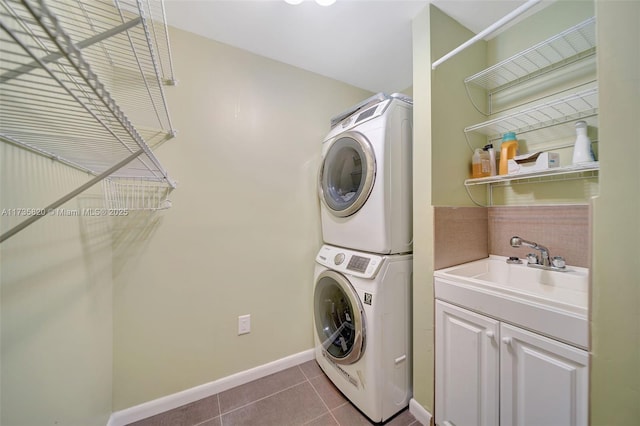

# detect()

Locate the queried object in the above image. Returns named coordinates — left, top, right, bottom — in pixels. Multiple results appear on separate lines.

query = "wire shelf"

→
left=0, top=0, right=176, bottom=185
left=460, top=17, right=599, bottom=207
left=0, top=0, right=177, bottom=241
left=103, top=177, right=172, bottom=211
left=464, top=161, right=599, bottom=187
left=465, top=17, right=596, bottom=93
left=464, top=87, right=598, bottom=140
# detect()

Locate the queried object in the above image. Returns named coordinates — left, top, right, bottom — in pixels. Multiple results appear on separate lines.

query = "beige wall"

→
left=0, top=144, right=113, bottom=425
left=412, top=3, right=487, bottom=416
left=411, top=5, right=435, bottom=416
left=111, top=27, right=373, bottom=409
left=1, top=18, right=373, bottom=421
left=591, top=0, right=640, bottom=424
left=430, top=7, right=487, bottom=207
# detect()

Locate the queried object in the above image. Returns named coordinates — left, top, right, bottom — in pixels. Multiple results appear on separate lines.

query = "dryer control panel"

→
left=315, top=244, right=384, bottom=279
left=323, top=99, right=391, bottom=141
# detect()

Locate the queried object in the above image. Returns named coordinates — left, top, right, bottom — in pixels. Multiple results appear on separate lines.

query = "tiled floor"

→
left=128, top=359, right=419, bottom=426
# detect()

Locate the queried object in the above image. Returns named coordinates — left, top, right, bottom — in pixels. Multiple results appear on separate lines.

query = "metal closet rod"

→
left=0, top=149, right=144, bottom=244
left=431, top=0, right=542, bottom=70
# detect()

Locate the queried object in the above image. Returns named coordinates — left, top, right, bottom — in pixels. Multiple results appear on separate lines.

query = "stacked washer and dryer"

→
left=313, top=93, right=413, bottom=423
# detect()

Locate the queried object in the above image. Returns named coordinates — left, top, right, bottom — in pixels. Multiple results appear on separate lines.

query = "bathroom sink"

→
left=434, top=255, right=589, bottom=348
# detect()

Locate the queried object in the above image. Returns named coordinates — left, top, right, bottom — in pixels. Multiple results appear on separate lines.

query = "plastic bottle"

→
left=471, top=148, right=483, bottom=178
left=499, top=132, right=519, bottom=175
left=484, top=144, right=497, bottom=176
left=572, top=121, right=595, bottom=164
left=480, top=148, right=491, bottom=177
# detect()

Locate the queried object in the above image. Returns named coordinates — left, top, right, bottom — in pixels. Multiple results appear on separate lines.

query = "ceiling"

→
left=164, top=0, right=551, bottom=94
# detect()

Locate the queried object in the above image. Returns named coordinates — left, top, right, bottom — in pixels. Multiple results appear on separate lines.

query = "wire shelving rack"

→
left=0, top=0, right=177, bottom=242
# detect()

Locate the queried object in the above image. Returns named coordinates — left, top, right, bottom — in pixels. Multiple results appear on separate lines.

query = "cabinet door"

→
left=500, top=323, right=589, bottom=426
left=436, top=301, right=500, bottom=426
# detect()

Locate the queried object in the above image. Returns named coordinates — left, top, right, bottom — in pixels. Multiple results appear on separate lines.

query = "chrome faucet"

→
left=510, top=236, right=551, bottom=266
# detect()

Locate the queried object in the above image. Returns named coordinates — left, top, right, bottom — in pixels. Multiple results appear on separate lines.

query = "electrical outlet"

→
left=238, top=314, right=251, bottom=335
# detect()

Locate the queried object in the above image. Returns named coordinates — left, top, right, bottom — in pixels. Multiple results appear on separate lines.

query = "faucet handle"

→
left=527, top=253, right=539, bottom=264
left=552, top=256, right=566, bottom=269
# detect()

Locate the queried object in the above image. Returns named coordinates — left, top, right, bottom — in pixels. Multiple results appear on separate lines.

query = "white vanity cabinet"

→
left=436, top=300, right=589, bottom=426
left=436, top=301, right=499, bottom=426
left=500, top=323, right=589, bottom=426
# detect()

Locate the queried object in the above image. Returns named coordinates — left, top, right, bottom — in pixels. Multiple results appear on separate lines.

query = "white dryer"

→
left=313, top=244, right=412, bottom=423
left=318, top=93, right=413, bottom=255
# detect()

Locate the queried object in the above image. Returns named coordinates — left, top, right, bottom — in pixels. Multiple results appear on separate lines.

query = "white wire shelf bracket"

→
left=0, top=0, right=178, bottom=242
left=465, top=17, right=596, bottom=94
left=464, top=161, right=599, bottom=187
left=464, top=87, right=598, bottom=141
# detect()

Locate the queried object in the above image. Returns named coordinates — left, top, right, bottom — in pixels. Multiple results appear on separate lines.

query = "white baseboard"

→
left=409, top=398, right=433, bottom=426
left=107, top=349, right=315, bottom=426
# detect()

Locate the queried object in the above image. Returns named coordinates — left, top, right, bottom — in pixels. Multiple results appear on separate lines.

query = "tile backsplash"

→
left=488, top=205, right=590, bottom=268
left=434, top=207, right=488, bottom=270
left=434, top=204, right=590, bottom=269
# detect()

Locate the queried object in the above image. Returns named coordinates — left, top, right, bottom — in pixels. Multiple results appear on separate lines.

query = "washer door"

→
left=314, top=270, right=365, bottom=365
left=318, top=131, right=376, bottom=218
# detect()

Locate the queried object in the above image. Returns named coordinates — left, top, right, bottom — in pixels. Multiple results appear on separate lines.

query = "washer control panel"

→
left=347, top=255, right=370, bottom=273
left=316, top=245, right=384, bottom=279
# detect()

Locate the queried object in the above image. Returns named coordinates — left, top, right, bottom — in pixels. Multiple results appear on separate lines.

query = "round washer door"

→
left=314, top=270, right=365, bottom=365
left=318, top=131, right=376, bottom=218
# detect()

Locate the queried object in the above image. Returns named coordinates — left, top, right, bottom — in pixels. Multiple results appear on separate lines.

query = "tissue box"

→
left=508, top=152, right=560, bottom=174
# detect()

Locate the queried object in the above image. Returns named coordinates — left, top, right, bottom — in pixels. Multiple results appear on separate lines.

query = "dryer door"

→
left=314, top=270, right=365, bottom=365
left=318, top=131, right=375, bottom=218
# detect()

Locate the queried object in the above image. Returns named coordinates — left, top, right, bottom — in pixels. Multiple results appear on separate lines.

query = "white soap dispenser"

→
left=572, top=121, right=595, bottom=164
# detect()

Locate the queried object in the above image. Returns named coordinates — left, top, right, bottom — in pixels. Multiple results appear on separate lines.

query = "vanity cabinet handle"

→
left=394, top=355, right=407, bottom=365
left=486, top=330, right=495, bottom=339
left=502, top=337, right=512, bottom=346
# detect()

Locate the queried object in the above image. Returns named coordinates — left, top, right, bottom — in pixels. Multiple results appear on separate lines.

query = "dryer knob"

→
left=334, top=253, right=345, bottom=265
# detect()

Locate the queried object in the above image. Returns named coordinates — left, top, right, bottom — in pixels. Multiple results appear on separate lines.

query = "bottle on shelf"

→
left=484, top=144, right=497, bottom=176
left=499, top=132, right=519, bottom=175
left=471, top=148, right=492, bottom=178
left=472, top=148, right=483, bottom=178
left=572, top=120, right=595, bottom=164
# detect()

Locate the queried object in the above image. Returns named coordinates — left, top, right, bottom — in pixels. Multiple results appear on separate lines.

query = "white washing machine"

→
left=318, top=93, right=413, bottom=255
left=313, top=244, right=412, bottom=423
